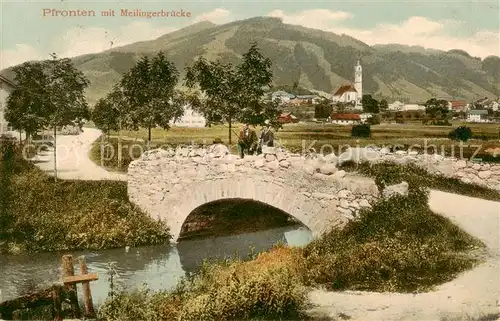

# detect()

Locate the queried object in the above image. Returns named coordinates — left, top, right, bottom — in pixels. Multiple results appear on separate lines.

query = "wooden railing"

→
left=0, top=254, right=98, bottom=320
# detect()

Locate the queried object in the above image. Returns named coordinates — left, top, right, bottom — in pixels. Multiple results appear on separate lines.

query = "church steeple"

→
left=354, top=56, right=363, bottom=106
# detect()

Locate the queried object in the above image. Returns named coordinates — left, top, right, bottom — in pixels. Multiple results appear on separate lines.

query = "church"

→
left=331, top=58, right=363, bottom=109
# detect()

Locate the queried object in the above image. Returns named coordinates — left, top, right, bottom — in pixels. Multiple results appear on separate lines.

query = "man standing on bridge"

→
left=238, top=123, right=258, bottom=158
left=257, top=120, right=274, bottom=154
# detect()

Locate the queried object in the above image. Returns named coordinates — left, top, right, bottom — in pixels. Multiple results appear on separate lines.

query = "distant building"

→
left=278, top=112, right=298, bottom=123
left=401, top=104, right=425, bottom=111
left=467, top=109, right=489, bottom=122
left=330, top=113, right=361, bottom=125
left=171, top=105, right=206, bottom=128
left=271, top=91, right=295, bottom=105
left=0, top=75, right=16, bottom=135
left=388, top=100, right=405, bottom=111
left=332, top=58, right=363, bottom=109
left=448, top=100, right=469, bottom=112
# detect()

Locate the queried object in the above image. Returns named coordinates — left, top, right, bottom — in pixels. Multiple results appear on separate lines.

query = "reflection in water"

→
left=0, top=225, right=312, bottom=305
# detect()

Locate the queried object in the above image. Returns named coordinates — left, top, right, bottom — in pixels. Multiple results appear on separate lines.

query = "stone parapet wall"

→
left=337, top=147, right=500, bottom=191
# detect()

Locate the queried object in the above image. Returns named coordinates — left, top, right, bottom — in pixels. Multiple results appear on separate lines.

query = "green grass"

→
left=0, top=140, right=171, bottom=254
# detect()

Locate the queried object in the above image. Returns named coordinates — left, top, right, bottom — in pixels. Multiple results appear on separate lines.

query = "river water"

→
left=0, top=225, right=312, bottom=306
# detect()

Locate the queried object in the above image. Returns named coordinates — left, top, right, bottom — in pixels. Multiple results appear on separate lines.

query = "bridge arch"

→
left=152, top=178, right=338, bottom=242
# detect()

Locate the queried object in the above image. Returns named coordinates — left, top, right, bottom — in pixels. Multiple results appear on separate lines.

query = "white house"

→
left=171, top=105, right=206, bottom=128
left=388, top=100, right=405, bottom=111
left=401, top=104, right=426, bottom=111
left=332, top=58, right=363, bottom=109
left=467, top=109, right=489, bottom=122
left=0, top=75, right=16, bottom=135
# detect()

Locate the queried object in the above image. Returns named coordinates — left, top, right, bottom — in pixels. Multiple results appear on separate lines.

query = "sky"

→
left=1, top=0, right=499, bottom=70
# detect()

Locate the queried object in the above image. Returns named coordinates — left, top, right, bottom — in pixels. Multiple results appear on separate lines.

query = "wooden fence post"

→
left=61, top=255, right=81, bottom=318
left=51, top=286, right=62, bottom=321
left=78, top=255, right=95, bottom=318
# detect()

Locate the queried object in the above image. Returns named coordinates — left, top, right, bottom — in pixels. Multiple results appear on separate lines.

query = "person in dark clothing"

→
left=258, top=121, right=274, bottom=154
left=238, top=123, right=258, bottom=158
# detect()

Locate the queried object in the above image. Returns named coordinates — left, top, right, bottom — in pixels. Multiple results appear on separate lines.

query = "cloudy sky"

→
left=1, top=0, right=499, bottom=70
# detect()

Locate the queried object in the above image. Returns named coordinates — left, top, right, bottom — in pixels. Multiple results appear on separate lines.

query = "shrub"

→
left=351, top=124, right=371, bottom=138
left=449, top=126, right=473, bottom=142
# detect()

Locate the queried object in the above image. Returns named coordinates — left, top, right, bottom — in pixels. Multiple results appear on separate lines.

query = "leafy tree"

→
left=5, top=62, right=50, bottom=140
left=92, top=96, right=120, bottom=136
left=120, top=52, right=184, bottom=143
left=351, top=124, right=371, bottom=138
left=362, top=95, right=379, bottom=113
left=379, top=99, right=389, bottom=111
left=44, top=54, right=90, bottom=181
left=185, top=43, right=278, bottom=143
left=424, top=98, right=449, bottom=120
left=236, top=43, right=279, bottom=128
left=449, top=126, right=472, bottom=142
left=314, top=99, right=333, bottom=118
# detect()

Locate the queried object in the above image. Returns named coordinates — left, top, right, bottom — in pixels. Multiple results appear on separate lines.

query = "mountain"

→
left=2, top=16, right=499, bottom=105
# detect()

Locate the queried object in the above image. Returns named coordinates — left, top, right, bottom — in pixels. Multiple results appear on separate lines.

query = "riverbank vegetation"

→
left=0, top=140, right=171, bottom=255
left=97, top=169, right=483, bottom=321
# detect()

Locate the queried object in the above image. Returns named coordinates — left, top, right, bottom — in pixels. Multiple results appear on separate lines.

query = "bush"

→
left=351, top=124, right=371, bottom=138
left=449, top=126, right=473, bottom=142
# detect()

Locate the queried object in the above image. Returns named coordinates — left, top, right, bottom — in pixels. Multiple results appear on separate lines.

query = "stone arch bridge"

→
left=128, top=145, right=380, bottom=242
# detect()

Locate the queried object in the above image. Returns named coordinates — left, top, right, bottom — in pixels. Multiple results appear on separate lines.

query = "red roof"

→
left=331, top=113, right=360, bottom=120
left=449, top=100, right=467, bottom=110
left=333, top=84, right=357, bottom=96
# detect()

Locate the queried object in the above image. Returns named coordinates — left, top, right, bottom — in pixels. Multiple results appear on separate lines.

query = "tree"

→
left=5, top=62, right=50, bottom=140
left=92, top=96, right=121, bottom=136
left=424, top=98, right=449, bottom=120
left=185, top=43, right=277, bottom=144
left=44, top=54, right=90, bottom=181
left=120, top=52, right=184, bottom=144
left=379, top=99, right=389, bottom=112
left=351, top=124, right=371, bottom=138
left=449, top=126, right=472, bottom=142
left=362, top=95, right=379, bottom=113
left=314, top=99, right=333, bottom=119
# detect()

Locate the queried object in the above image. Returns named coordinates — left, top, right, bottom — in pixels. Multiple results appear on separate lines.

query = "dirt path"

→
left=31, top=128, right=127, bottom=181
left=307, top=190, right=500, bottom=321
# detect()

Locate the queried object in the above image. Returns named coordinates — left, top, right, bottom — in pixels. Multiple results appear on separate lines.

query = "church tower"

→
left=354, top=57, right=362, bottom=106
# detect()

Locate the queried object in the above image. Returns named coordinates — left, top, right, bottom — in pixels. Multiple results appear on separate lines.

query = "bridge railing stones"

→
left=337, top=147, right=500, bottom=191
